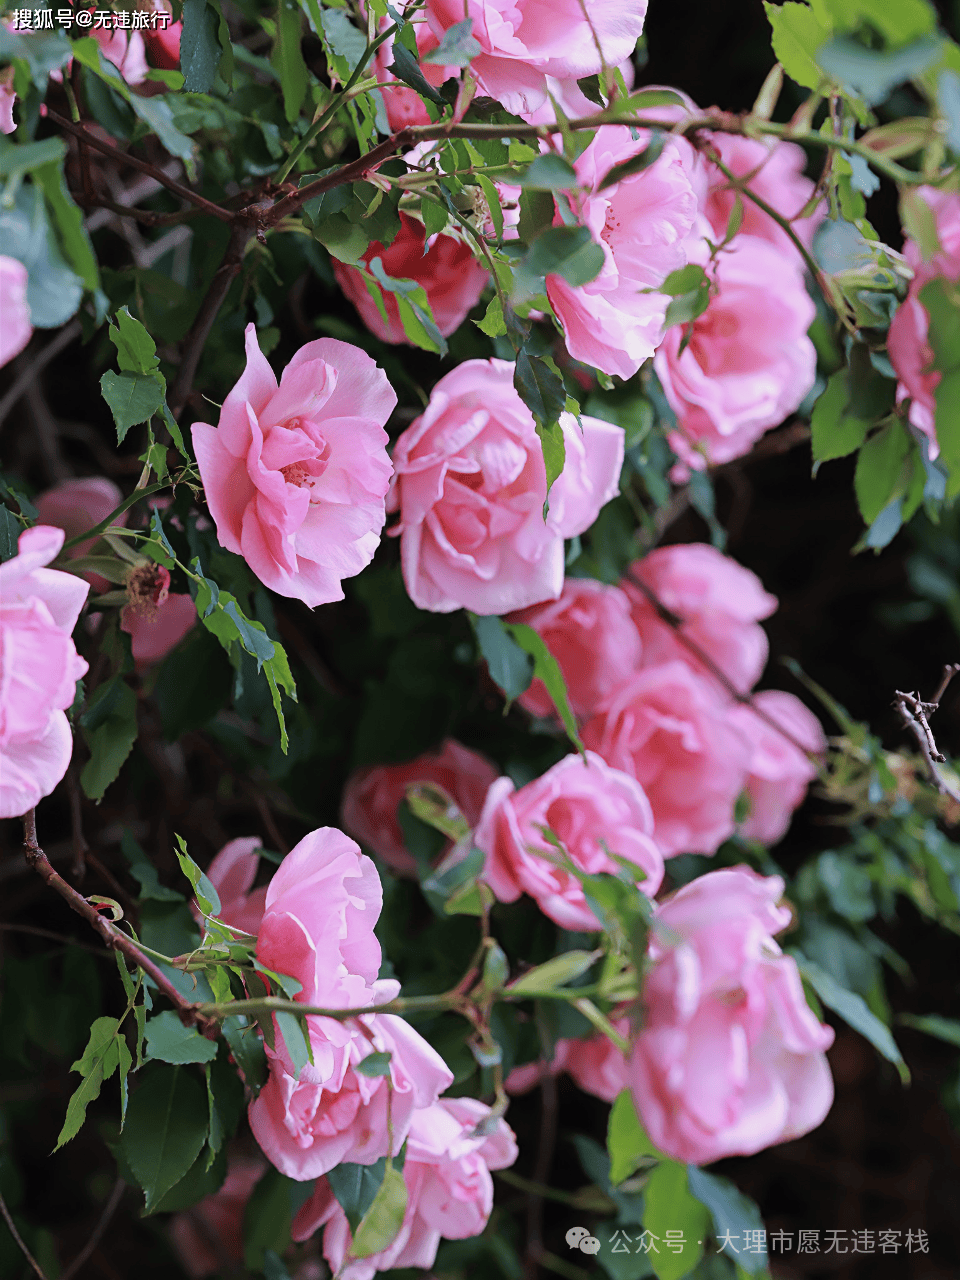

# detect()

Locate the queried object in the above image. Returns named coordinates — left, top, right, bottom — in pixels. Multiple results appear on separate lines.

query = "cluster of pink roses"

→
left=200, top=829, right=517, bottom=1275
left=337, top=541, right=834, bottom=1166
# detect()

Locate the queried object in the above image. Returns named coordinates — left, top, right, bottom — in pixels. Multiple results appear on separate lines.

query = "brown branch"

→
left=21, top=810, right=213, bottom=1032
left=46, top=110, right=233, bottom=224
left=0, top=1190, right=48, bottom=1280
left=263, top=130, right=416, bottom=224
left=894, top=665, right=960, bottom=803
left=72, top=191, right=206, bottom=228
left=626, top=570, right=821, bottom=759
left=166, top=214, right=263, bottom=418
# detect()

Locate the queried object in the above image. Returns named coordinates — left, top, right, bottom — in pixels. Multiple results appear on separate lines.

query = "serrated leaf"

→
left=598, top=131, right=665, bottom=190
left=764, top=0, right=833, bottom=91
left=422, top=18, right=480, bottom=67
left=507, top=949, right=600, bottom=996
left=328, top=1159, right=389, bottom=1234
left=110, top=306, right=160, bottom=375
left=272, top=0, right=308, bottom=122
left=686, top=1167, right=767, bottom=1277
left=811, top=369, right=869, bottom=462
left=355, top=1051, right=393, bottom=1078
left=644, top=1161, right=708, bottom=1280
left=854, top=420, right=910, bottom=523
left=475, top=293, right=506, bottom=337
left=174, top=835, right=222, bottom=916
left=121, top=1064, right=210, bottom=1212
left=145, top=1010, right=219, bottom=1065
left=274, top=1011, right=311, bottom=1079
left=181, top=0, right=221, bottom=93
left=389, top=42, right=444, bottom=105
left=100, top=370, right=165, bottom=443
left=80, top=678, right=138, bottom=803
left=516, top=153, right=578, bottom=190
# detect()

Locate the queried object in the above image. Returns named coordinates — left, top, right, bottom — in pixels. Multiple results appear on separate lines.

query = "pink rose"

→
left=887, top=186, right=960, bottom=459
left=545, top=126, right=699, bottom=379
left=423, top=0, right=647, bottom=119
left=120, top=589, right=197, bottom=669
left=250, top=1011, right=454, bottom=1180
left=248, top=826, right=454, bottom=1179
left=508, top=577, right=643, bottom=720
left=201, top=836, right=267, bottom=935
left=1, top=67, right=15, bottom=134
left=0, top=256, right=32, bottom=368
left=332, top=213, right=489, bottom=344
left=292, top=1098, right=518, bottom=1276
left=622, top=543, right=777, bottom=696
left=702, top=133, right=823, bottom=254
left=192, top=324, right=395, bottom=608
left=35, top=478, right=125, bottom=560
left=506, top=1018, right=630, bottom=1103
left=629, top=866, right=835, bottom=1164
left=92, top=27, right=149, bottom=86
left=474, top=752, right=664, bottom=930
left=145, top=20, right=182, bottom=70
left=582, top=661, right=752, bottom=856
left=389, top=358, right=624, bottom=614
left=730, top=691, right=825, bottom=846
left=341, top=738, right=499, bottom=876
left=255, top=826, right=388, bottom=1010
left=654, top=234, right=817, bottom=471
left=0, top=526, right=89, bottom=818
left=169, top=1155, right=266, bottom=1278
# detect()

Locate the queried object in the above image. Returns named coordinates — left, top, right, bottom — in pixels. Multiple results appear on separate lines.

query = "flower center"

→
left=125, top=563, right=170, bottom=620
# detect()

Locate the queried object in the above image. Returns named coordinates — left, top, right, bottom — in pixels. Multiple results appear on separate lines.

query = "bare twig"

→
left=0, top=321, right=82, bottom=431
left=47, top=110, right=233, bottom=223
left=166, top=215, right=262, bottom=418
left=894, top=665, right=960, bottom=803
left=60, top=1180, right=125, bottom=1280
left=21, top=810, right=213, bottom=1032
left=65, top=763, right=88, bottom=881
left=0, top=1190, right=48, bottom=1280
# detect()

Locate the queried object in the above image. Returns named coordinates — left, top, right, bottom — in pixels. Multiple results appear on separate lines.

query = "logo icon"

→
left=566, top=1225, right=602, bottom=1254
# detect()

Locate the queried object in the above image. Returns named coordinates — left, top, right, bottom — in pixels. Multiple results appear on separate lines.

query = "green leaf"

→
left=33, top=160, right=100, bottom=293
left=0, top=183, right=84, bottom=328
left=389, top=42, right=444, bottom=105
left=643, top=1162, right=708, bottom=1280
left=516, top=153, right=578, bottom=190
left=274, top=1010, right=312, bottom=1078
left=518, top=187, right=555, bottom=245
left=764, top=0, right=833, bottom=90
left=243, top=1168, right=311, bottom=1268
left=145, top=1010, right=219, bottom=1065
left=328, top=1159, right=389, bottom=1234
left=0, top=135, right=67, bottom=180
left=504, top=621, right=585, bottom=753
left=475, top=294, right=507, bottom=338
left=507, top=949, right=600, bottom=996
left=320, top=8, right=367, bottom=78
left=514, top=348, right=567, bottom=438
left=355, top=1051, right=393, bottom=1078
left=121, top=830, right=184, bottom=903
left=181, top=0, right=222, bottom=93
left=518, top=224, right=604, bottom=292
left=109, top=307, right=160, bottom=376
left=222, top=1015, right=268, bottom=1097
left=0, top=507, right=22, bottom=561
left=273, top=0, right=309, bottom=122
left=470, top=613, right=534, bottom=701
left=174, top=834, right=222, bottom=917
left=422, top=18, right=481, bottom=67
left=55, top=1017, right=121, bottom=1149
left=598, top=131, right=665, bottom=190
left=80, top=679, right=138, bottom=803
left=120, top=1064, right=210, bottom=1212
left=349, top=1161, right=407, bottom=1259
left=854, top=421, right=910, bottom=523
left=899, top=1012, right=960, bottom=1048
left=607, top=1088, right=661, bottom=1185
left=100, top=370, right=165, bottom=443
left=686, top=1167, right=767, bottom=1277
left=795, top=955, right=909, bottom=1082
left=810, top=369, right=869, bottom=462
left=817, top=35, right=942, bottom=105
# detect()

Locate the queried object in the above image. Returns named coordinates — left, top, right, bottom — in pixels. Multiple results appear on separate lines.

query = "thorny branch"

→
left=21, top=809, right=214, bottom=1034
left=625, top=570, right=824, bottom=760
left=0, top=1189, right=48, bottom=1280
left=894, top=665, right=960, bottom=805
